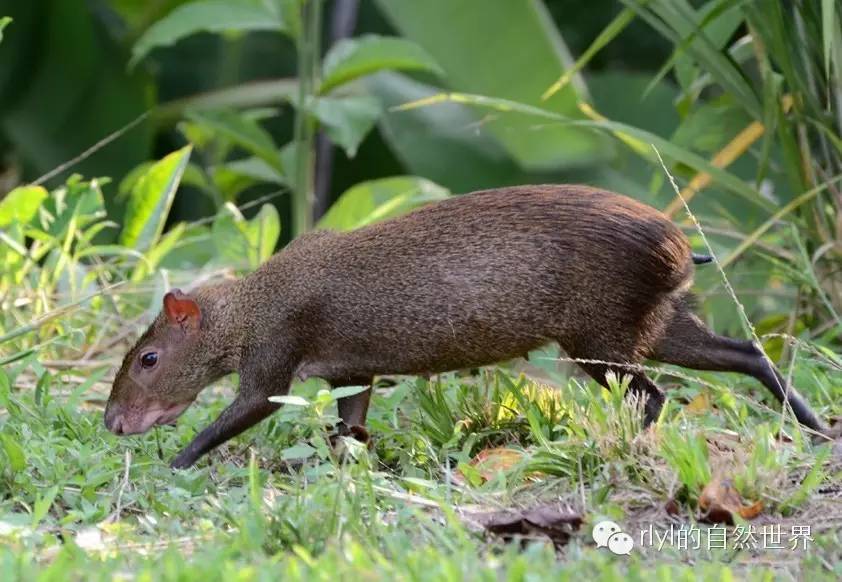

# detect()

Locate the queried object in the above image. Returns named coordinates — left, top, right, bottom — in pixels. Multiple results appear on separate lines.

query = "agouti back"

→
left=104, top=185, right=829, bottom=468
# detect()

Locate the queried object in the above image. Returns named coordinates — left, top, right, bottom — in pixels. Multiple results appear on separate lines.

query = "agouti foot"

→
left=810, top=419, right=842, bottom=450
left=328, top=423, right=371, bottom=451
left=170, top=453, right=195, bottom=470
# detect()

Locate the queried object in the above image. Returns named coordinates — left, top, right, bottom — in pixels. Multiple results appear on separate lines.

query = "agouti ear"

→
left=163, top=289, right=202, bottom=333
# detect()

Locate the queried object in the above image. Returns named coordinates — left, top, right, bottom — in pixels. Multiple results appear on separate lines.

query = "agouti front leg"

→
left=331, top=377, right=373, bottom=444
left=171, top=366, right=292, bottom=469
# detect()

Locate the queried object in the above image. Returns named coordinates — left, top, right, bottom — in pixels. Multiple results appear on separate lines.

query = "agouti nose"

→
left=104, top=406, right=124, bottom=435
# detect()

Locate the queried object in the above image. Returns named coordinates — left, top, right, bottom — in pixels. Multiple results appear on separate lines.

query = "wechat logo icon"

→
left=592, top=520, right=634, bottom=555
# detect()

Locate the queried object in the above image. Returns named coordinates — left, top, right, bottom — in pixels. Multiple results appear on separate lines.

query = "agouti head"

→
left=104, top=288, right=226, bottom=435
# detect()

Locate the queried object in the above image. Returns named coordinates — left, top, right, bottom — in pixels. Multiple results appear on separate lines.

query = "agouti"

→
left=104, top=185, right=829, bottom=468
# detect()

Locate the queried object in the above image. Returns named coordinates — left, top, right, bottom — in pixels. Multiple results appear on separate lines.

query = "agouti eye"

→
left=140, top=352, right=159, bottom=369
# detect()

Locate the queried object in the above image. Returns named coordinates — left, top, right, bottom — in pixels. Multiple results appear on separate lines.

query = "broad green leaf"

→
left=131, top=223, right=188, bottom=281
left=671, top=97, right=751, bottom=154
left=279, top=0, right=303, bottom=39
left=318, top=176, right=450, bottom=231
left=0, top=186, right=47, bottom=227
left=0, top=17, right=11, bottom=44
left=268, top=395, right=309, bottom=406
left=131, top=0, right=287, bottom=67
left=211, top=202, right=280, bottom=268
left=368, top=73, right=530, bottom=192
left=376, top=0, right=607, bottom=169
left=186, top=109, right=284, bottom=177
left=159, top=224, right=216, bottom=270
left=309, top=95, right=382, bottom=157
left=330, top=385, right=369, bottom=400
left=320, top=34, right=442, bottom=94
left=211, top=204, right=252, bottom=266
left=252, top=203, right=281, bottom=263
left=121, top=146, right=191, bottom=251
left=0, top=434, right=25, bottom=473
left=120, top=161, right=210, bottom=203
left=395, top=92, right=776, bottom=214
left=281, top=443, right=316, bottom=461
left=214, top=157, right=287, bottom=202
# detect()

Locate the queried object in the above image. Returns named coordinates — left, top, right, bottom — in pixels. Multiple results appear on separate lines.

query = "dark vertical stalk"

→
left=313, top=0, right=360, bottom=222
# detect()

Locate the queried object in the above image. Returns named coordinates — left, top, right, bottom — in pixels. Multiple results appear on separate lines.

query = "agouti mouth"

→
left=106, top=400, right=194, bottom=435
left=154, top=401, right=193, bottom=427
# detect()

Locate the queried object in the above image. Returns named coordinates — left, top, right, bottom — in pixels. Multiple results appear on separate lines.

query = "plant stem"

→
left=292, top=0, right=322, bottom=238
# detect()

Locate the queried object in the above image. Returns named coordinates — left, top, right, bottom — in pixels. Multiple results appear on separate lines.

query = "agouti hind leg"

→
left=576, top=361, right=666, bottom=427
left=651, top=301, right=829, bottom=435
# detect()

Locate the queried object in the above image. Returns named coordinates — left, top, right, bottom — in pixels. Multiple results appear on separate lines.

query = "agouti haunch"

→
left=104, top=185, right=830, bottom=468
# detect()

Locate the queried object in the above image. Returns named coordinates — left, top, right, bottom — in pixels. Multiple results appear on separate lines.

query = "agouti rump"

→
left=104, top=185, right=830, bottom=468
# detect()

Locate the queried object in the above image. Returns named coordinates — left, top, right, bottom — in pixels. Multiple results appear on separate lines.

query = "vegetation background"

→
left=0, top=0, right=840, bottom=579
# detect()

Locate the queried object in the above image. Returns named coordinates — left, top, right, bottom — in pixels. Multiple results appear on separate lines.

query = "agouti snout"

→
left=104, top=185, right=829, bottom=468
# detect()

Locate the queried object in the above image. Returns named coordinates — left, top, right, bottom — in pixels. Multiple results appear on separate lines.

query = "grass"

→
left=1, top=170, right=839, bottom=581
left=1, top=311, right=841, bottom=580
left=2, top=0, right=841, bottom=577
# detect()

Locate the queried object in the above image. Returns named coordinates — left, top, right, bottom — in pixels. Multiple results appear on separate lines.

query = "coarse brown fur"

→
left=104, top=185, right=830, bottom=468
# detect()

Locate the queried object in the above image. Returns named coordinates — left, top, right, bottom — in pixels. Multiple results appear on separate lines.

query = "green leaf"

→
left=318, top=176, right=450, bottom=231
left=309, top=95, right=382, bottom=157
left=34, top=371, right=51, bottom=407
left=330, top=385, right=369, bottom=401
left=619, top=0, right=761, bottom=119
left=0, top=186, right=48, bottom=227
left=131, top=223, right=188, bottom=282
left=213, top=158, right=287, bottom=202
left=375, top=0, right=608, bottom=169
left=159, top=224, right=216, bottom=270
left=120, top=146, right=192, bottom=251
left=0, top=369, right=10, bottom=408
left=823, top=0, right=839, bottom=79
left=281, top=443, right=316, bottom=461
left=252, top=203, right=281, bottom=264
left=0, top=17, right=11, bottom=44
left=368, top=73, right=529, bottom=192
left=396, top=92, right=775, bottom=214
left=542, top=8, right=635, bottom=100
left=186, top=109, right=285, bottom=177
left=671, top=97, right=750, bottom=154
left=268, top=395, right=309, bottom=406
left=32, top=485, right=59, bottom=527
left=211, top=202, right=280, bottom=268
left=320, top=34, right=442, bottom=94
left=0, top=434, right=25, bottom=473
left=131, top=0, right=287, bottom=67
left=41, top=178, right=107, bottom=238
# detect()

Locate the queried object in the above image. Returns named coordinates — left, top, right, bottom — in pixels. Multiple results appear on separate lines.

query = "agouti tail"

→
left=104, top=185, right=830, bottom=468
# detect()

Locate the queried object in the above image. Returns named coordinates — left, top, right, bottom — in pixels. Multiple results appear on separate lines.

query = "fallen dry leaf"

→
left=698, top=476, right=764, bottom=525
left=471, top=505, right=583, bottom=548
left=464, top=447, right=525, bottom=482
left=685, top=391, right=712, bottom=415
left=664, top=498, right=680, bottom=516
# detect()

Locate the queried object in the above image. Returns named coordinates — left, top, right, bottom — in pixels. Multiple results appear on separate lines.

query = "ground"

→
left=1, top=333, right=840, bottom=580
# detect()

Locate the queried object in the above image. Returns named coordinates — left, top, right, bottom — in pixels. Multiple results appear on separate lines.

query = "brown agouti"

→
left=104, top=185, right=830, bottom=468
